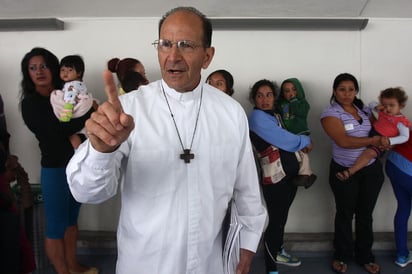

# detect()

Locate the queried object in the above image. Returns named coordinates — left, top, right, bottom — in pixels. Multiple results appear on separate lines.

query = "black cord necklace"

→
left=161, top=83, right=203, bottom=163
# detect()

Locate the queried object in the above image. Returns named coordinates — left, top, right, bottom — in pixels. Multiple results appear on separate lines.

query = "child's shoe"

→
left=395, top=254, right=412, bottom=267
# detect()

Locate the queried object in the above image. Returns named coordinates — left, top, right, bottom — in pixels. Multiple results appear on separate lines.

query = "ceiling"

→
left=1, top=0, right=412, bottom=19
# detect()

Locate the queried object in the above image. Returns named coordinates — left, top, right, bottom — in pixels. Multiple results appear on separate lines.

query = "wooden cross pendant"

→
left=180, top=149, right=194, bottom=163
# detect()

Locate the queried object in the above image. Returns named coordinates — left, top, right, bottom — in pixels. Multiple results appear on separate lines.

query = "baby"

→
left=50, top=55, right=95, bottom=148
left=337, top=87, right=410, bottom=180
left=275, top=78, right=317, bottom=188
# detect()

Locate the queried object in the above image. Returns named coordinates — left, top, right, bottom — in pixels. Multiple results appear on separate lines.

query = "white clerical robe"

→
left=67, top=80, right=267, bottom=274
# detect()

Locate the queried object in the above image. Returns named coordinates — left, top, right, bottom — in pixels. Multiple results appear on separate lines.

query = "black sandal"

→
left=332, top=260, right=348, bottom=273
left=364, top=262, right=380, bottom=274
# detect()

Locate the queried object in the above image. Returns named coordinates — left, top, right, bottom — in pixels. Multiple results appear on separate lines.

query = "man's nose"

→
left=168, top=45, right=183, bottom=60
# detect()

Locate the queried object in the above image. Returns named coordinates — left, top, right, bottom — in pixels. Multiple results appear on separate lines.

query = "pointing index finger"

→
left=103, top=70, right=123, bottom=113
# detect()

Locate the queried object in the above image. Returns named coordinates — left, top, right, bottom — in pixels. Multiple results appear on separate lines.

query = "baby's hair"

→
left=379, top=87, right=408, bottom=107
left=60, top=55, right=85, bottom=80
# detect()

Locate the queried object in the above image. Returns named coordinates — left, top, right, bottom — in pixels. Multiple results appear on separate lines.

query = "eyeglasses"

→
left=29, top=63, right=48, bottom=72
left=152, top=39, right=202, bottom=53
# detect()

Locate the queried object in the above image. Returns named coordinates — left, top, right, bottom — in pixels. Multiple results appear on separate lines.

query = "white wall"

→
left=1, top=17, right=411, bottom=232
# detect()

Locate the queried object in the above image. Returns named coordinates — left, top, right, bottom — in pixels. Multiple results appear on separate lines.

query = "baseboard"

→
left=77, top=231, right=412, bottom=253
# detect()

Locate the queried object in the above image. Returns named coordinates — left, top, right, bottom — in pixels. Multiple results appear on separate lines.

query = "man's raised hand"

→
left=85, top=70, right=134, bottom=153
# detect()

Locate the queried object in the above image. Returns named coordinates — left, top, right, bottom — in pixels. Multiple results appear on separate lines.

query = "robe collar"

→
left=161, top=80, right=202, bottom=103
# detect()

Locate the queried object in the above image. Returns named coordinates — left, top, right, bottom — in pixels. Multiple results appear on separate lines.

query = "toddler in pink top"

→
left=337, top=87, right=410, bottom=180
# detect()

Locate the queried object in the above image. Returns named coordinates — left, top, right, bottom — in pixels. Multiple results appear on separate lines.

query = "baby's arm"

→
left=368, top=101, right=382, bottom=120
left=389, top=122, right=410, bottom=145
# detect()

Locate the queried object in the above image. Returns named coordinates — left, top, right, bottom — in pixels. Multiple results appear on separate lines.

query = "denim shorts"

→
left=41, top=167, right=81, bottom=238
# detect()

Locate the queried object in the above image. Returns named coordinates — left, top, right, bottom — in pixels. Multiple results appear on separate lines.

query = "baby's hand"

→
left=288, top=95, right=297, bottom=101
left=375, top=104, right=384, bottom=112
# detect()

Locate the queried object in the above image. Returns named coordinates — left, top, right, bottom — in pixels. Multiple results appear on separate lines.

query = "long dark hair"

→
left=20, top=47, right=61, bottom=103
left=330, top=72, right=364, bottom=111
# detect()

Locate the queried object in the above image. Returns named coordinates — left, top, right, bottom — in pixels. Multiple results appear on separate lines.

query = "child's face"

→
left=60, top=66, right=81, bottom=82
left=380, top=97, right=402, bottom=116
left=282, top=82, right=297, bottom=101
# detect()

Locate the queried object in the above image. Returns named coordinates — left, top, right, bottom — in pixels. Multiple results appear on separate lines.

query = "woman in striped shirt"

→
left=320, top=73, right=387, bottom=274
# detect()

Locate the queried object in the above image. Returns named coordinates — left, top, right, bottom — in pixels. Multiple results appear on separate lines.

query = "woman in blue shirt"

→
left=248, top=79, right=312, bottom=274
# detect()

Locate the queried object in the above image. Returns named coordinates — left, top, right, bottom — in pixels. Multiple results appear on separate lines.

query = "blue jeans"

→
left=385, top=160, right=412, bottom=258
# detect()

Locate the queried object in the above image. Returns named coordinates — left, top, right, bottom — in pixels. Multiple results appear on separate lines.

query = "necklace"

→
left=161, top=84, right=203, bottom=163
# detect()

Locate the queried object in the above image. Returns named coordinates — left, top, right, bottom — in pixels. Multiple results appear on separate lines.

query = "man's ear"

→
left=202, top=47, right=215, bottom=69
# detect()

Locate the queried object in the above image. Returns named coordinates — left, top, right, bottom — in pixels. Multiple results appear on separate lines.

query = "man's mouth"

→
left=167, top=69, right=184, bottom=74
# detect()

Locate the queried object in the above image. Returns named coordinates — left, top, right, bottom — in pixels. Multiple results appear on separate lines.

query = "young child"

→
left=58, top=55, right=92, bottom=122
left=50, top=55, right=94, bottom=148
left=336, top=87, right=410, bottom=181
left=275, top=78, right=317, bottom=188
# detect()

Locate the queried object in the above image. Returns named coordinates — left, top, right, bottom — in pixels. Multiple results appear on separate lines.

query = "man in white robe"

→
left=66, top=6, right=267, bottom=274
